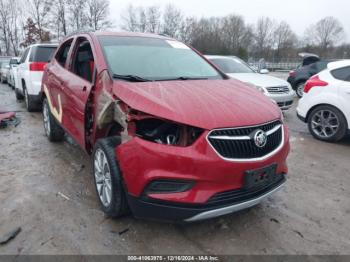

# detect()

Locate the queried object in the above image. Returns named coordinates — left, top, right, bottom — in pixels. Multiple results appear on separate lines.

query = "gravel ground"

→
left=0, top=78, right=349, bottom=255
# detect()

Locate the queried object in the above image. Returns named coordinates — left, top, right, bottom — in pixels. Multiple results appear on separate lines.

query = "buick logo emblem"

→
left=254, top=129, right=267, bottom=148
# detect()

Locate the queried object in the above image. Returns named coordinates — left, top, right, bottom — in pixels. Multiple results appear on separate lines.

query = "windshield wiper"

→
left=156, top=76, right=209, bottom=81
left=113, top=74, right=152, bottom=82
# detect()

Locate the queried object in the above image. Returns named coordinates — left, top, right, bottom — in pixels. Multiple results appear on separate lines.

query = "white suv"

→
left=16, top=43, right=58, bottom=111
left=297, top=60, right=350, bottom=142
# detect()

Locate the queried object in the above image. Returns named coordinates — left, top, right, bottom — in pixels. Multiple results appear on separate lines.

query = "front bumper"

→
left=127, top=175, right=286, bottom=222
left=116, top=126, right=290, bottom=222
left=268, top=93, right=295, bottom=110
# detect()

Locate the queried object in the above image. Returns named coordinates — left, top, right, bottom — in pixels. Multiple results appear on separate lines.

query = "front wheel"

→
left=93, top=138, right=129, bottom=218
left=43, top=98, right=65, bottom=142
left=308, top=105, right=347, bottom=142
left=296, top=82, right=305, bottom=98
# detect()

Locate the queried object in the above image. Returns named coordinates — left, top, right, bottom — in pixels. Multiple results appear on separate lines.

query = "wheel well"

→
left=295, top=79, right=306, bottom=87
left=306, top=103, right=348, bottom=129
left=21, top=79, right=26, bottom=91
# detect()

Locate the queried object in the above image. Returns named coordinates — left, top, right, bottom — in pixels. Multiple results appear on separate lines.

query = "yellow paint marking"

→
left=43, top=84, right=63, bottom=123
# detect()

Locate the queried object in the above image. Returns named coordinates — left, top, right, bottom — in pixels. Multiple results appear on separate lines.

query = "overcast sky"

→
left=109, top=0, right=349, bottom=42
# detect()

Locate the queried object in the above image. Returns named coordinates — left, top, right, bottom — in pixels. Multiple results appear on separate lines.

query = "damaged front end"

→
left=94, top=90, right=204, bottom=147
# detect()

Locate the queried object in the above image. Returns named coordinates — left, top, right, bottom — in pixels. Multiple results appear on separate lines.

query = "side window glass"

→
left=55, top=39, right=73, bottom=67
left=20, top=48, right=29, bottom=64
left=331, top=66, right=350, bottom=82
left=71, top=38, right=95, bottom=82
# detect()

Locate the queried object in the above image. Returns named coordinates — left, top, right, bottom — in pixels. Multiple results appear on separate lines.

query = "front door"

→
left=60, top=37, right=96, bottom=149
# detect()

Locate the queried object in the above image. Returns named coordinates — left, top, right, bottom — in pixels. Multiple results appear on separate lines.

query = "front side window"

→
left=98, top=36, right=222, bottom=81
left=70, top=38, right=95, bottom=82
left=210, top=58, right=254, bottom=74
left=56, top=39, right=73, bottom=67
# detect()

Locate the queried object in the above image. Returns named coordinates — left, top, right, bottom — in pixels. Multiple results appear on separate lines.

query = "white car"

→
left=297, top=60, right=350, bottom=142
left=8, top=57, right=20, bottom=89
left=206, top=55, right=295, bottom=110
left=16, top=43, right=58, bottom=111
left=0, top=59, right=11, bottom=83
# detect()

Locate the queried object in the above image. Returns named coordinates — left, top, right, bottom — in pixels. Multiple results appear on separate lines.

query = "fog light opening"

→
left=145, top=180, right=194, bottom=194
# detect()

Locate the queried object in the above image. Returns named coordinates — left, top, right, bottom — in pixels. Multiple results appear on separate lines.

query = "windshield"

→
left=98, top=36, right=222, bottom=81
left=210, top=57, right=254, bottom=74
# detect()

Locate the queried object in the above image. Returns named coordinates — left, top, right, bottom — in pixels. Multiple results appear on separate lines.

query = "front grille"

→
left=277, top=101, right=293, bottom=108
left=207, top=120, right=283, bottom=160
left=206, top=174, right=286, bottom=207
left=266, top=86, right=290, bottom=94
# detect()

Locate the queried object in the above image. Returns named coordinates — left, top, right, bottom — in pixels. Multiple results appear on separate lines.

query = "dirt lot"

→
left=0, top=78, right=349, bottom=255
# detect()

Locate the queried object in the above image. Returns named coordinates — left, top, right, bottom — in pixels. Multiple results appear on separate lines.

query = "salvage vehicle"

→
left=16, top=43, right=58, bottom=111
left=41, top=32, right=290, bottom=222
left=297, top=60, right=350, bottom=142
left=8, top=57, right=20, bottom=89
left=207, top=55, right=295, bottom=110
left=287, top=53, right=333, bottom=98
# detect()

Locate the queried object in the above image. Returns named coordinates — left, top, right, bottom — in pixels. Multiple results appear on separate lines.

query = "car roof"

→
left=205, top=55, right=239, bottom=60
left=28, top=43, right=59, bottom=48
left=67, top=31, right=174, bottom=41
left=327, top=60, right=350, bottom=70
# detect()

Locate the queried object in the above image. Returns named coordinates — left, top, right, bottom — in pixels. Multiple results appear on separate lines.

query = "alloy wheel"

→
left=94, top=149, right=112, bottom=207
left=296, top=83, right=304, bottom=97
left=311, top=110, right=339, bottom=138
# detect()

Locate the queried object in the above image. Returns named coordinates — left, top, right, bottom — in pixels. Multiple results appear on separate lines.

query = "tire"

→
left=43, top=98, right=65, bottom=142
left=296, top=82, right=305, bottom=98
left=23, top=84, right=37, bottom=112
left=308, top=105, right=347, bottom=142
left=92, top=137, right=129, bottom=218
left=15, top=88, right=23, bottom=100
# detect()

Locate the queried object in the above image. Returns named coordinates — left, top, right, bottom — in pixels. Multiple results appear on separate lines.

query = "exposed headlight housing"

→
left=135, top=117, right=203, bottom=147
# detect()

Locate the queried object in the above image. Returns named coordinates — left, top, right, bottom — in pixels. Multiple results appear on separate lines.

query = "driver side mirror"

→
left=259, top=69, right=269, bottom=74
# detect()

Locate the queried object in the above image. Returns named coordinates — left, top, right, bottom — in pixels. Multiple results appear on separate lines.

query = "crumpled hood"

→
left=228, top=73, right=290, bottom=88
left=112, top=79, right=280, bottom=130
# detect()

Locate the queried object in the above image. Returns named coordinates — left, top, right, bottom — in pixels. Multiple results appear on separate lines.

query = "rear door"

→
left=331, top=66, right=350, bottom=121
left=59, top=36, right=96, bottom=149
left=44, top=39, right=74, bottom=127
left=17, top=48, right=30, bottom=92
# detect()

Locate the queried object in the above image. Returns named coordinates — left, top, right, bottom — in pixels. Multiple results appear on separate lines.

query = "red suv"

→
left=41, top=32, right=290, bottom=222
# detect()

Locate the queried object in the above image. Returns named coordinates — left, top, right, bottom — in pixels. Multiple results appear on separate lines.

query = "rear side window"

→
left=29, top=46, right=57, bottom=62
left=20, top=48, right=30, bottom=63
left=331, top=66, right=350, bottom=82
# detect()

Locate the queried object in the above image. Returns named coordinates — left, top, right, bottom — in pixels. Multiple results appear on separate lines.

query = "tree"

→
left=253, top=17, right=275, bottom=58
left=146, top=6, right=161, bottom=33
left=162, top=4, right=184, bottom=38
left=50, top=0, right=68, bottom=38
left=121, top=4, right=138, bottom=32
left=69, top=0, right=87, bottom=31
left=305, top=16, right=344, bottom=54
left=86, top=0, right=112, bottom=31
left=0, top=0, right=12, bottom=55
left=272, top=21, right=297, bottom=61
left=21, top=18, right=40, bottom=47
left=28, top=0, right=51, bottom=41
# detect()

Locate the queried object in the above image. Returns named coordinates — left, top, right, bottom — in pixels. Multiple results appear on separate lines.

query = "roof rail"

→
left=65, top=30, right=96, bottom=38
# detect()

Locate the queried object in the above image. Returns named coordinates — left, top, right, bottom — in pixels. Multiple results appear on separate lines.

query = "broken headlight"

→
left=135, top=118, right=203, bottom=147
